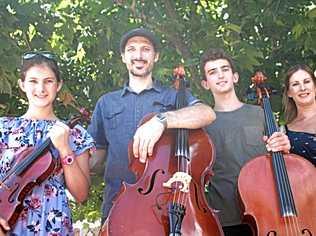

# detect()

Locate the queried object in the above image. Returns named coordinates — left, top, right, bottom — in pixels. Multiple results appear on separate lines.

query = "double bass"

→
left=238, top=72, right=316, bottom=235
left=100, top=66, right=223, bottom=235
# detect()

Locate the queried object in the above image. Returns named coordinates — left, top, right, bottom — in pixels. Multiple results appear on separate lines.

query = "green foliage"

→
left=1, top=0, right=316, bottom=222
left=69, top=175, right=104, bottom=222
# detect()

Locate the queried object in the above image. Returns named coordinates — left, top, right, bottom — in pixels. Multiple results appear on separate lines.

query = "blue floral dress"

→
left=0, top=117, right=95, bottom=236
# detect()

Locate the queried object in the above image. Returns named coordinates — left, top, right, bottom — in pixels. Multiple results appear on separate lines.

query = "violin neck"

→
left=13, top=138, right=52, bottom=176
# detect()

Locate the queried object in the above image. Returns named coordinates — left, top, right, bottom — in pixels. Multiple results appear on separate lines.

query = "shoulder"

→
left=243, top=103, right=263, bottom=112
left=0, top=117, right=21, bottom=129
left=97, top=89, right=123, bottom=103
left=94, top=89, right=124, bottom=110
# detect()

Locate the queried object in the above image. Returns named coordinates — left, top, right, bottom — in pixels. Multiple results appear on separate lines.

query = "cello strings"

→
left=264, top=98, right=300, bottom=234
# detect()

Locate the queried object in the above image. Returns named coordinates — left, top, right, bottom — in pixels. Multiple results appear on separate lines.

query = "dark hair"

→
left=282, top=64, right=316, bottom=123
left=200, top=48, right=236, bottom=80
left=20, top=54, right=61, bottom=82
left=119, top=28, right=160, bottom=53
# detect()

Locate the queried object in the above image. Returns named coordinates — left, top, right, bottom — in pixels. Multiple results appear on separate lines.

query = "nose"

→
left=132, top=49, right=143, bottom=60
left=299, top=82, right=306, bottom=91
left=36, top=81, right=45, bottom=93
left=218, top=69, right=224, bottom=79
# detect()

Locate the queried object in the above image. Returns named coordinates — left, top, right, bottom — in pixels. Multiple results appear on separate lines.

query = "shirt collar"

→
left=120, top=79, right=163, bottom=97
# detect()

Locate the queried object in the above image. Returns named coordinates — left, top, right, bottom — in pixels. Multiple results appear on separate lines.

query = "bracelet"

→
left=61, top=153, right=75, bottom=165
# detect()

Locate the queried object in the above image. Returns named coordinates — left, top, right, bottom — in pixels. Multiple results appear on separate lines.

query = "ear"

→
left=201, top=79, right=209, bottom=90
left=233, top=72, right=239, bottom=83
left=287, top=90, right=293, bottom=98
left=18, top=79, right=26, bottom=92
left=154, top=52, right=159, bottom=62
left=121, top=53, right=126, bottom=64
left=57, top=80, right=63, bottom=92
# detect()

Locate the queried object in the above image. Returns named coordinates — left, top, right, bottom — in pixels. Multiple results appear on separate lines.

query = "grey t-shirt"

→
left=206, top=104, right=266, bottom=226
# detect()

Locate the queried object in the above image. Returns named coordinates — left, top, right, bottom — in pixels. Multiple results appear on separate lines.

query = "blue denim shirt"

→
left=88, top=80, right=199, bottom=220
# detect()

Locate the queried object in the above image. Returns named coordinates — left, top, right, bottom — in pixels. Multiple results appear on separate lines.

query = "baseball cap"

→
left=120, top=28, right=160, bottom=53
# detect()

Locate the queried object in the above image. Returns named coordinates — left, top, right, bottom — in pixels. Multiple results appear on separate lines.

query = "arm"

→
left=133, top=103, right=216, bottom=162
left=89, top=149, right=106, bottom=176
left=49, top=122, right=91, bottom=203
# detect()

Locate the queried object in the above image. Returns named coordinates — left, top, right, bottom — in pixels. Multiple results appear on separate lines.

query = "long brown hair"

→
left=282, top=64, right=316, bottom=123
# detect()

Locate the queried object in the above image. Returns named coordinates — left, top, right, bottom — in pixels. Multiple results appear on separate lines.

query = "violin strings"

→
left=2, top=138, right=51, bottom=184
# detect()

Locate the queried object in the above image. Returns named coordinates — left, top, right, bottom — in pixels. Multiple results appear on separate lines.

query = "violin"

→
left=100, top=66, right=223, bottom=235
left=238, top=72, right=316, bottom=235
left=0, top=108, right=90, bottom=228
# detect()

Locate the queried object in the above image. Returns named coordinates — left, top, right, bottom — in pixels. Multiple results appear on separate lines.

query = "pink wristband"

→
left=61, top=153, right=75, bottom=165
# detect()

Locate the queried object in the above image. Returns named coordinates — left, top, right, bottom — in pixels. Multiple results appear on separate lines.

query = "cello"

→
left=100, top=66, right=223, bottom=235
left=238, top=72, right=316, bottom=235
left=0, top=108, right=90, bottom=228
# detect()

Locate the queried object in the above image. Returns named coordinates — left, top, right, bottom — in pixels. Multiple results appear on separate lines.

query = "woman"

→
left=283, top=64, right=316, bottom=166
left=0, top=51, right=94, bottom=235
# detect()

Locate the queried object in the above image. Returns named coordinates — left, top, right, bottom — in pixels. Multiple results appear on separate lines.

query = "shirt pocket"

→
left=243, top=126, right=264, bottom=146
left=104, top=105, right=125, bottom=129
left=152, top=100, right=175, bottom=112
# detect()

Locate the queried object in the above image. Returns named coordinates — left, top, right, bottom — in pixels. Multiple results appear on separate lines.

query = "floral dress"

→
left=0, top=117, right=95, bottom=236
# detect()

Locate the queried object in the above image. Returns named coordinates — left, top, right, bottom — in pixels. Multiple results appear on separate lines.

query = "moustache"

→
left=131, top=59, right=147, bottom=63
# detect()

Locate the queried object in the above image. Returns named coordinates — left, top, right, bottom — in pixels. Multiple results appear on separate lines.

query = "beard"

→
left=130, top=60, right=154, bottom=78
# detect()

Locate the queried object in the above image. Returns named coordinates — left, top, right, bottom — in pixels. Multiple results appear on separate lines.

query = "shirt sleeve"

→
left=185, top=90, right=201, bottom=106
left=87, top=98, right=108, bottom=149
left=69, top=124, right=95, bottom=157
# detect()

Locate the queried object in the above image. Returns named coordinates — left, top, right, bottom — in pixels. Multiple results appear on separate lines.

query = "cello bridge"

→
left=163, top=172, right=192, bottom=193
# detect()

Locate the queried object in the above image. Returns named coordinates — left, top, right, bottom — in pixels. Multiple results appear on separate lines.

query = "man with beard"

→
left=88, top=28, right=216, bottom=223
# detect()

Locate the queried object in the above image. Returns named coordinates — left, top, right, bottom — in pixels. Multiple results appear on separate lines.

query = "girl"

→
left=0, top=51, right=94, bottom=235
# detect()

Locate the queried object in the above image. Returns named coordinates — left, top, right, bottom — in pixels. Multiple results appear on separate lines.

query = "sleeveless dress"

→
left=285, top=125, right=316, bottom=166
left=0, top=117, right=95, bottom=236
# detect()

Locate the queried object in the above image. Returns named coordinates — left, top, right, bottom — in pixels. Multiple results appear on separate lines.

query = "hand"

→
left=263, top=131, right=291, bottom=153
left=0, top=217, right=10, bottom=235
left=133, top=116, right=165, bottom=163
left=48, top=121, right=71, bottom=153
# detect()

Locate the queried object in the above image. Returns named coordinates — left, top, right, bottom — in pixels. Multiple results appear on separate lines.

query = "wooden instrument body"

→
left=100, top=127, right=223, bottom=236
left=238, top=153, right=316, bottom=235
left=0, top=147, right=56, bottom=226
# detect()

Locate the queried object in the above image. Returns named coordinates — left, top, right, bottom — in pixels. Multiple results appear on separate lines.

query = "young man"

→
left=88, top=28, right=216, bottom=223
left=200, top=48, right=290, bottom=236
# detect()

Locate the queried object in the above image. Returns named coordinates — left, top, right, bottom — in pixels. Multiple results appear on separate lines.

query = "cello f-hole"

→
left=137, top=169, right=165, bottom=195
left=267, top=231, right=277, bottom=236
left=302, top=229, right=312, bottom=235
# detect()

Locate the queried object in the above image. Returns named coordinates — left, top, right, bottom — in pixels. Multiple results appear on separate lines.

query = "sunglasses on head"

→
left=22, top=51, right=57, bottom=63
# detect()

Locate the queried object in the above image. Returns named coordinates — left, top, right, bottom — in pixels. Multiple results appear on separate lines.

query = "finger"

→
left=0, top=218, right=10, bottom=231
left=147, top=138, right=156, bottom=157
left=133, top=133, right=140, bottom=158
left=139, top=138, right=150, bottom=163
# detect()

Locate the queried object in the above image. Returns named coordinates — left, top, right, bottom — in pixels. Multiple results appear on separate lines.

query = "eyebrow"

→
left=207, top=65, right=231, bottom=73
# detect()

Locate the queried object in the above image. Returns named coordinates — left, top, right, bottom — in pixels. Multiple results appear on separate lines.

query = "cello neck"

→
left=261, top=89, right=297, bottom=217
left=174, top=69, right=189, bottom=160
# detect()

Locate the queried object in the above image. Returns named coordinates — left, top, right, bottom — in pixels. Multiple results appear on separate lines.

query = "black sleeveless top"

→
left=285, top=125, right=316, bottom=166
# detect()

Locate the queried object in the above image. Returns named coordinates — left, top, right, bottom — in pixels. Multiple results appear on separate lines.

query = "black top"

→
left=285, top=125, right=316, bottom=166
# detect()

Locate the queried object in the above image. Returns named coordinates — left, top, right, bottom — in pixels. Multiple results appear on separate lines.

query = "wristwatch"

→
left=155, top=113, right=167, bottom=129
left=61, top=153, right=75, bottom=165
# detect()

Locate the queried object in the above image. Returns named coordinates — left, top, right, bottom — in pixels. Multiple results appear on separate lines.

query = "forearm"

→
left=62, top=151, right=91, bottom=203
left=89, top=149, right=106, bottom=176
left=164, top=103, right=216, bottom=129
